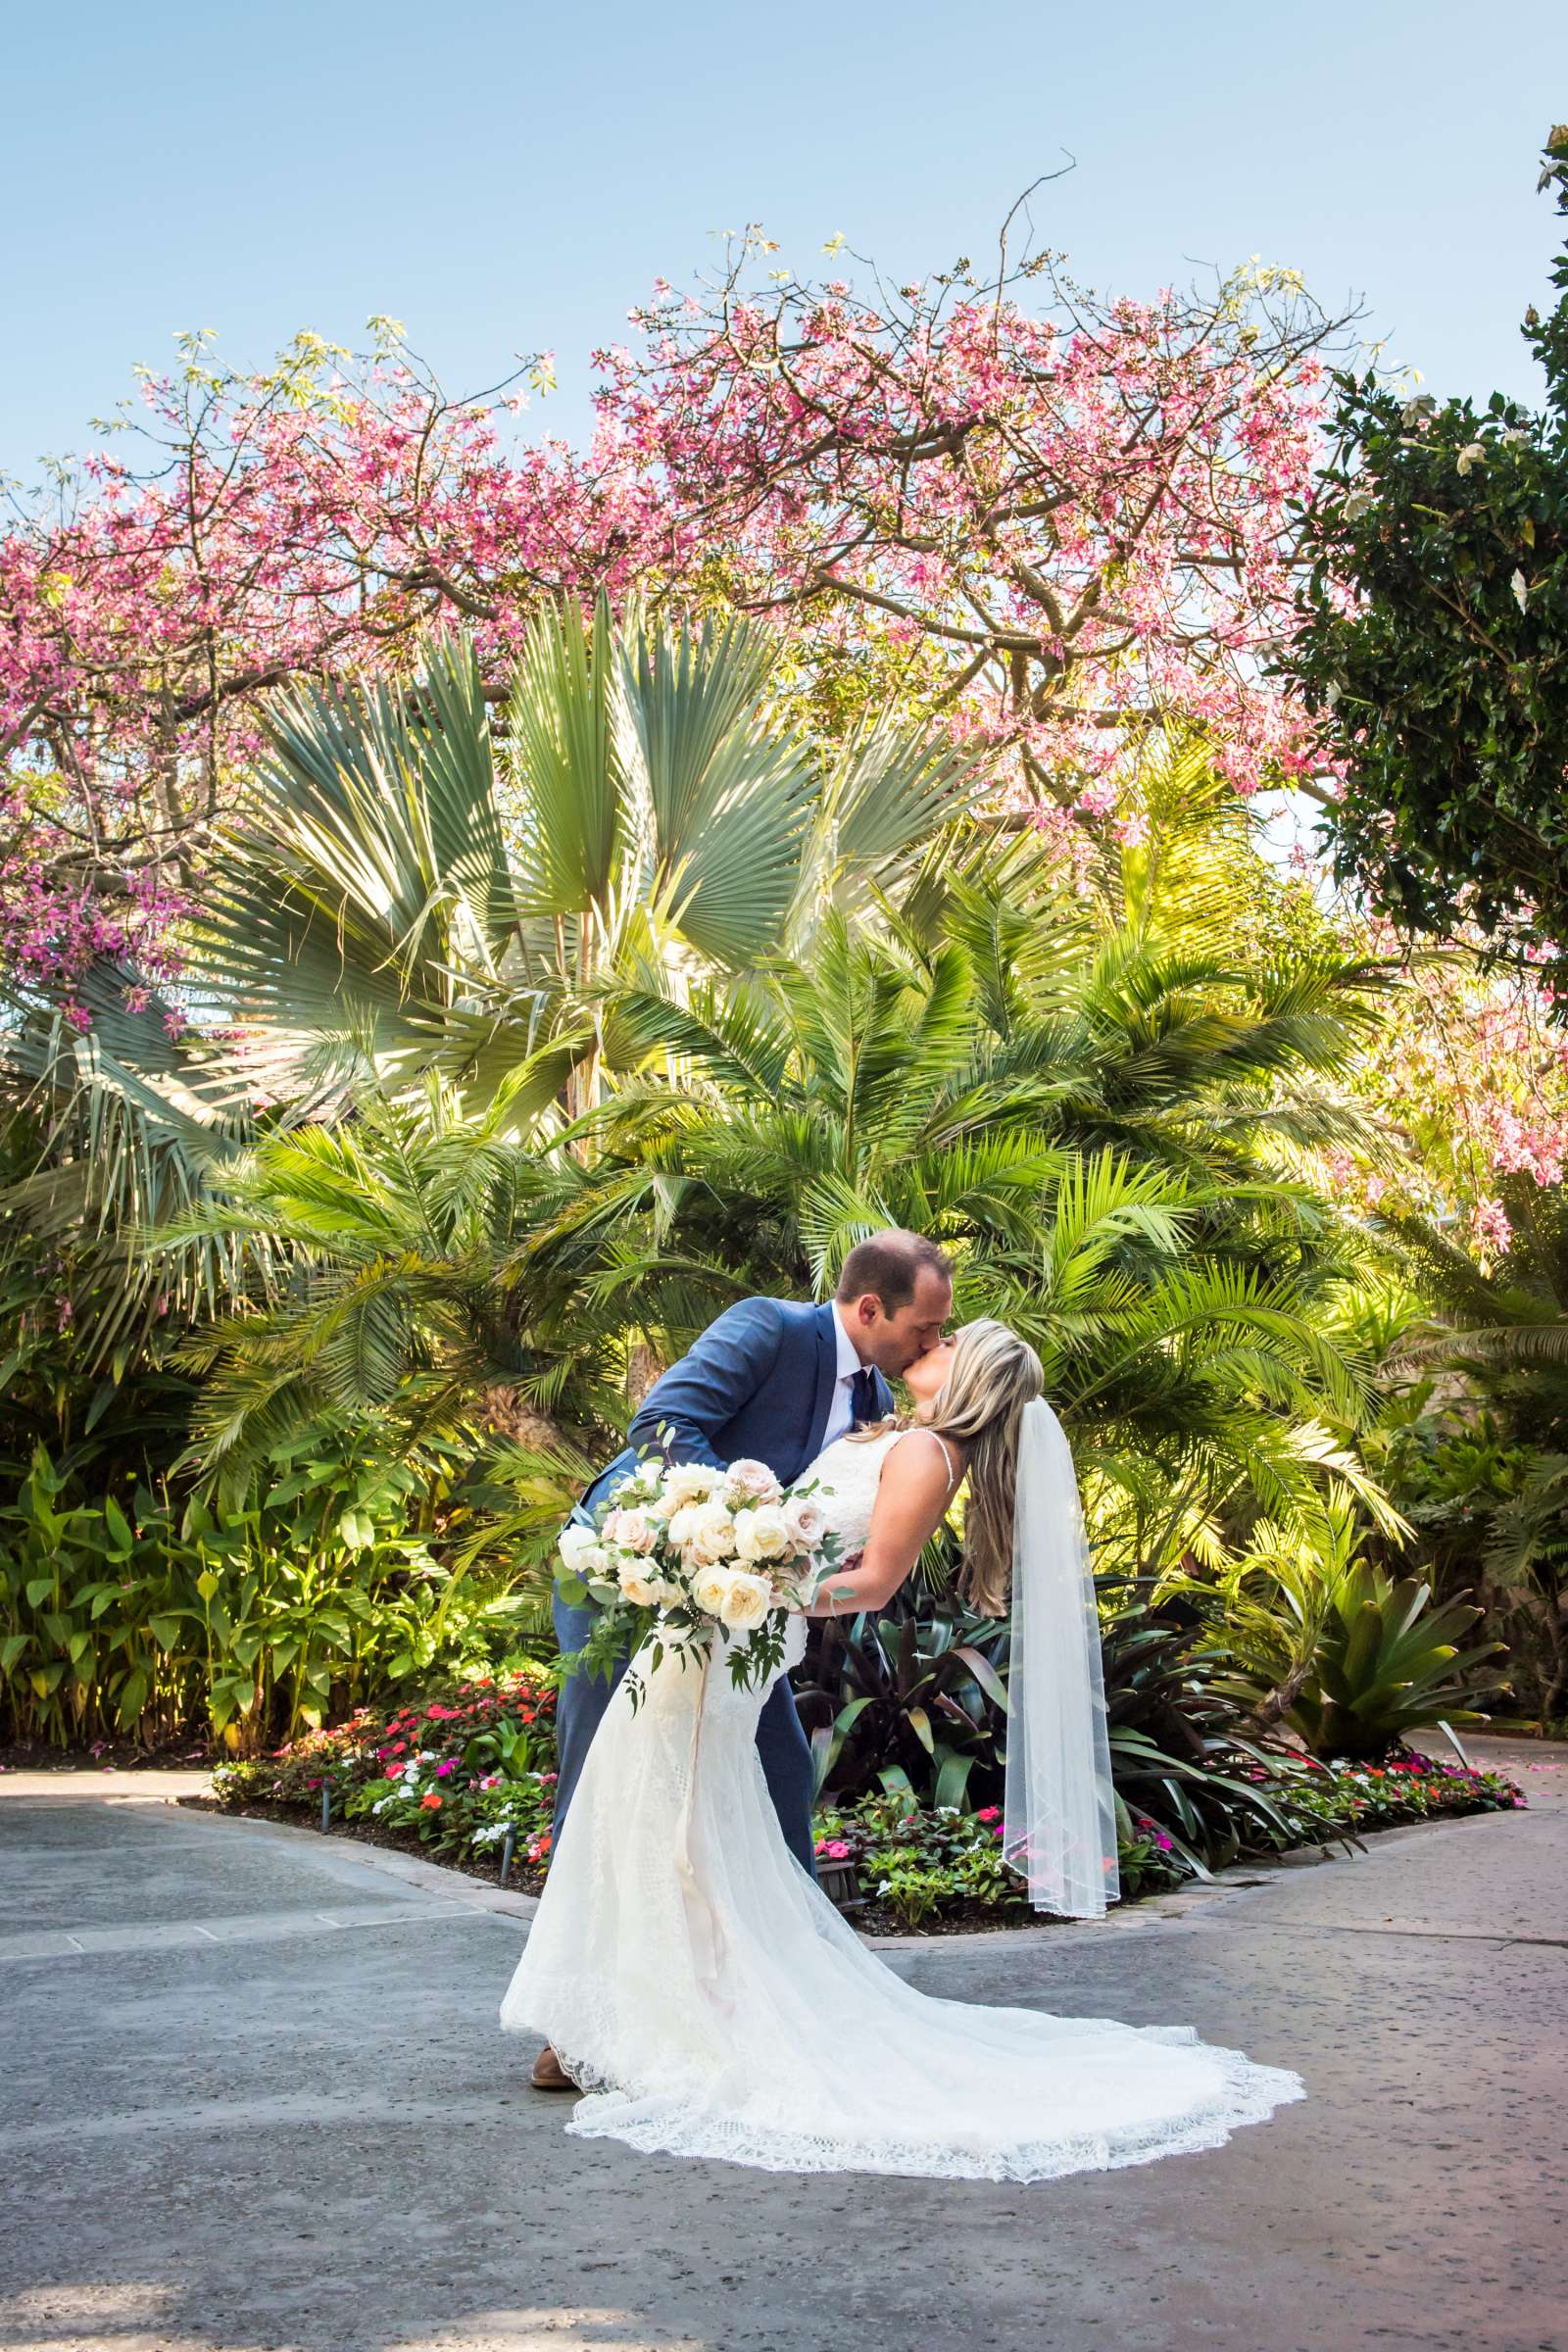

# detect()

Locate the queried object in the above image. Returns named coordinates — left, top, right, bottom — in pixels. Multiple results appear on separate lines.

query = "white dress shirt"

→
left=821, top=1304, right=867, bottom=1451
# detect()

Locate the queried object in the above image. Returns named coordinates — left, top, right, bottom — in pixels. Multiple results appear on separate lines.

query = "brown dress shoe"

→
left=530, top=2043, right=578, bottom=2092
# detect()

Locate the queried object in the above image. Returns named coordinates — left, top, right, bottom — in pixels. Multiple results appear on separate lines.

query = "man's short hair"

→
left=836, top=1230, right=953, bottom=1315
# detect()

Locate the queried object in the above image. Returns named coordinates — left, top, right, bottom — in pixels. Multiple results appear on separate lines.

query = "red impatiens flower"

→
left=420, top=1791, right=443, bottom=1811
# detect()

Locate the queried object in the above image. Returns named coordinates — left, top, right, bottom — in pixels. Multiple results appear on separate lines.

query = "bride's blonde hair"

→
left=854, top=1317, right=1044, bottom=1614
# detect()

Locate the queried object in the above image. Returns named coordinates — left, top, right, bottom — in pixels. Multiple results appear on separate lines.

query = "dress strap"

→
left=898, top=1425, right=961, bottom=1494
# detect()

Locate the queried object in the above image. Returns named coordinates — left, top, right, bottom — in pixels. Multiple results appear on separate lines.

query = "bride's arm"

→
left=805, top=1434, right=962, bottom=1617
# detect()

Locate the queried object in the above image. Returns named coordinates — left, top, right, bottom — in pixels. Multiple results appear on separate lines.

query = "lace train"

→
left=501, top=1584, right=1304, bottom=2180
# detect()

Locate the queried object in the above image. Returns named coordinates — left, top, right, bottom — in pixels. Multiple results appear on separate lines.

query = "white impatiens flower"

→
left=783, top=1494, right=827, bottom=1550
left=734, top=1503, right=790, bottom=1562
left=558, top=1521, right=600, bottom=1575
left=724, top=1457, right=783, bottom=1507
left=716, top=1569, right=774, bottom=1632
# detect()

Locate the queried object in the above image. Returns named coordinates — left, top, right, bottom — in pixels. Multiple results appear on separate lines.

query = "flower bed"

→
left=211, top=1668, right=562, bottom=1881
left=208, top=1678, right=1523, bottom=1929
left=815, top=1752, right=1524, bottom=1930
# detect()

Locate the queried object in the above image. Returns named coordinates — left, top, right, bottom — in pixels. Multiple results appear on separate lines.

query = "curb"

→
left=175, top=1799, right=540, bottom=1923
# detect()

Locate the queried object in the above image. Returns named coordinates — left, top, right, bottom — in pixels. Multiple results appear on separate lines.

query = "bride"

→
left=500, top=1319, right=1303, bottom=2179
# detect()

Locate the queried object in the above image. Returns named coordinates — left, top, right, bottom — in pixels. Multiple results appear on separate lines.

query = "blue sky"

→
left=2, top=1, right=1564, bottom=480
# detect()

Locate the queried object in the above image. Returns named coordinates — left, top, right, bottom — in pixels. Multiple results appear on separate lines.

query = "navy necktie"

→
left=850, top=1366, right=879, bottom=1426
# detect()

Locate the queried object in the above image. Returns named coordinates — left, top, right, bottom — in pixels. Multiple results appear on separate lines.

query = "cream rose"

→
left=665, top=1461, right=725, bottom=1507
left=733, top=1503, right=790, bottom=1562
left=610, top=1506, right=658, bottom=1555
left=724, top=1456, right=783, bottom=1508
left=616, top=1562, right=665, bottom=1608
left=688, top=1562, right=735, bottom=1619
left=665, top=1502, right=703, bottom=1549
left=715, top=1569, right=774, bottom=1632
left=683, top=1502, right=737, bottom=1565
left=783, top=1494, right=827, bottom=1550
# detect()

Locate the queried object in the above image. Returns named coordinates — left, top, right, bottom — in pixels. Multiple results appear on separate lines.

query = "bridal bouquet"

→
left=556, top=1451, right=842, bottom=1698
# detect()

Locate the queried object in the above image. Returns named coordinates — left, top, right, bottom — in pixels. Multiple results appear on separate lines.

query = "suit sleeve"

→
left=627, top=1298, right=787, bottom=1470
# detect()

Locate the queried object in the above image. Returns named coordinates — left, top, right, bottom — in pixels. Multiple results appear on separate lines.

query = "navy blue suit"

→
left=554, top=1297, right=895, bottom=1873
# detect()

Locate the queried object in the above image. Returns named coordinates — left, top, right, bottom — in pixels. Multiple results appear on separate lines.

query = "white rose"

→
left=684, top=1503, right=737, bottom=1565
left=783, top=1494, right=827, bottom=1550
left=665, top=1461, right=724, bottom=1506
left=617, top=1563, right=665, bottom=1608
left=574, top=1542, right=612, bottom=1581
left=612, top=1506, right=658, bottom=1555
left=558, top=1521, right=600, bottom=1574
left=689, top=1562, right=734, bottom=1619
left=716, top=1570, right=774, bottom=1632
left=724, top=1456, right=783, bottom=1507
left=734, top=1503, right=790, bottom=1561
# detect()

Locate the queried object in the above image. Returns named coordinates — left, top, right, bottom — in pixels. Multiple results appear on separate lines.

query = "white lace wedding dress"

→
left=500, top=1429, right=1303, bottom=2178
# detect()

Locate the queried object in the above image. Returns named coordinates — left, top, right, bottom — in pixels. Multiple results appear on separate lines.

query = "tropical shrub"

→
left=0, top=1438, right=537, bottom=1751
left=1206, top=1550, right=1502, bottom=1762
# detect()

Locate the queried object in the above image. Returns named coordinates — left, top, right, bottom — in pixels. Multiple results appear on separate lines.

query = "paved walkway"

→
left=1, top=1740, right=1564, bottom=2352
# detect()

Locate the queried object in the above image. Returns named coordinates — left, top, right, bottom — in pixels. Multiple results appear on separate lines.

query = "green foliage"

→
left=1372, top=1195, right=1568, bottom=1722
left=799, top=1752, right=1522, bottom=1929
left=796, top=1563, right=1326, bottom=1878
left=1290, top=128, right=1568, bottom=990
left=796, top=1587, right=1010, bottom=1811
left=1210, top=1546, right=1502, bottom=1762
left=0, top=1437, right=537, bottom=1751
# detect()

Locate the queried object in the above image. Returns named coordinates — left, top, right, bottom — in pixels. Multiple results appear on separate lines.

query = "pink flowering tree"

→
left=0, top=326, right=612, bottom=1022
left=1316, top=926, right=1568, bottom=1269
left=1, top=227, right=1350, bottom=1016
left=596, top=233, right=1345, bottom=806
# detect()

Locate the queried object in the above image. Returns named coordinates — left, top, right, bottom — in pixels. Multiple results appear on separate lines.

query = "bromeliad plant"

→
left=1271, top=1562, right=1499, bottom=1762
left=795, top=1586, right=1010, bottom=1811
left=1189, top=1494, right=1504, bottom=1762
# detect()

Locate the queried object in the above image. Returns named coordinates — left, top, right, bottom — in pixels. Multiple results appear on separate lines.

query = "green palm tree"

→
left=196, top=604, right=979, bottom=1118
left=5, top=603, right=980, bottom=1354
left=523, top=906, right=1395, bottom=1566
left=163, top=1075, right=604, bottom=1506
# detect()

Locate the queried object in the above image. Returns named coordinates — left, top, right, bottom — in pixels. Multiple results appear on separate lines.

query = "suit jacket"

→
left=575, top=1297, right=896, bottom=1526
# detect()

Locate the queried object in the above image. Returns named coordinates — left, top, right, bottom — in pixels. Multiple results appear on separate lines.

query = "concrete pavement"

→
left=1, top=1740, right=1564, bottom=2352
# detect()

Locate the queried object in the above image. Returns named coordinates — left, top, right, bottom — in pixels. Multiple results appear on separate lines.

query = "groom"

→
left=533, top=1230, right=952, bottom=2088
